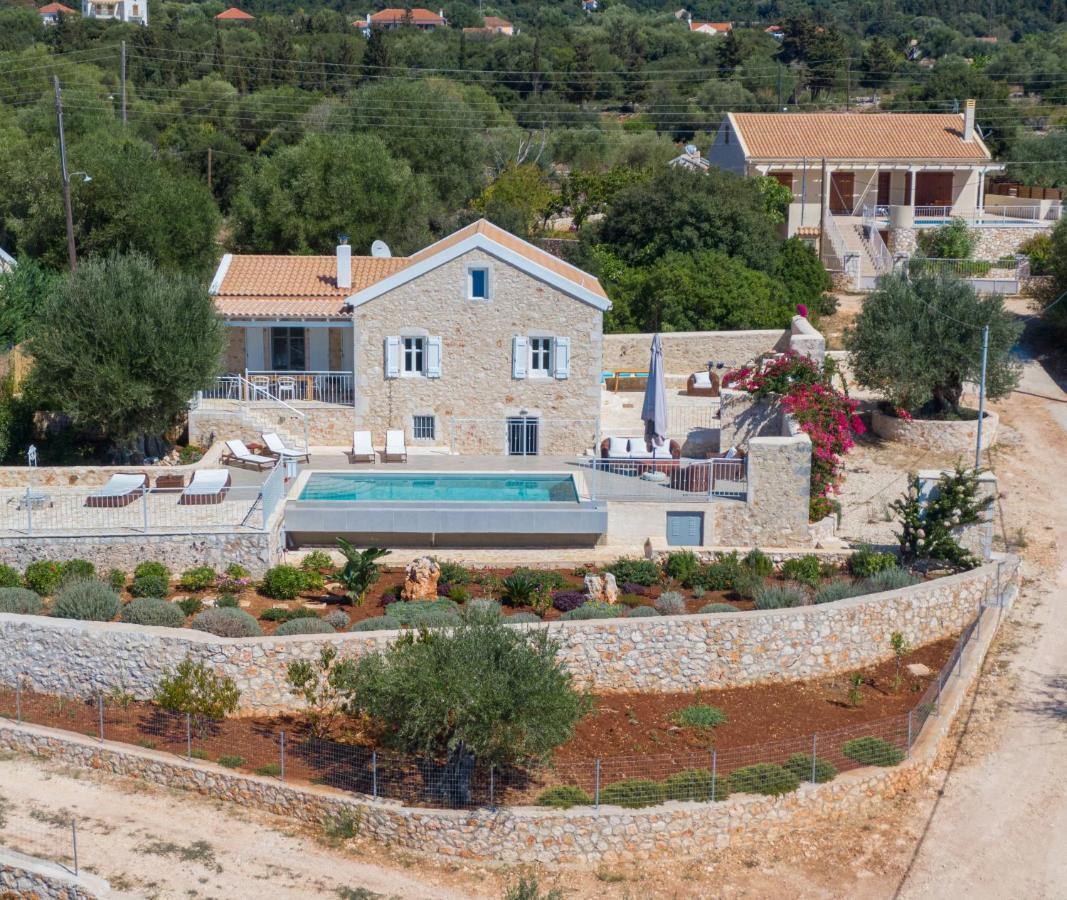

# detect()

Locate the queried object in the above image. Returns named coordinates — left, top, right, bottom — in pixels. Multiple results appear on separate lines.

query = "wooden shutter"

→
left=512, top=335, right=528, bottom=379
left=553, top=336, right=570, bottom=379
left=384, top=336, right=400, bottom=378
left=308, top=328, right=329, bottom=371
left=426, top=336, right=442, bottom=378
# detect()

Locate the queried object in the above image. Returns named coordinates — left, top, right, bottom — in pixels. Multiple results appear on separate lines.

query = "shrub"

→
left=732, top=571, right=765, bottom=600
left=324, top=610, right=350, bottom=630
left=217, top=755, right=244, bottom=768
left=741, top=548, right=773, bottom=578
left=178, top=566, right=217, bottom=591
left=0, top=565, right=20, bottom=588
left=300, top=551, right=334, bottom=572
left=692, top=557, right=739, bottom=592
left=848, top=545, right=898, bottom=579
left=466, top=598, right=502, bottom=618
left=605, top=557, right=660, bottom=587
left=508, top=612, right=542, bottom=624
left=300, top=569, right=325, bottom=592
left=670, top=704, right=727, bottom=729
left=224, top=563, right=251, bottom=579
left=616, top=592, right=646, bottom=608
left=626, top=606, right=659, bottom=618
left=155, top=658, right=241, bottom=723
left=261, top=565, right=306, bottom=600
left=190, top=607, right=262, bottom=638
left=107, top=569, right=127, bottom=592
left=654, top=591, right=686, bottom=615
left=560, top=601, right=620, bottom=621
left=619, top=582, right=649, bottom=596
left=727, top=763, right=801, bottom=796
left=176, top=597, right=203, bottom=617
left=434, top=559, right=473, bottom=585
left=260, top=606, right=293, bottom=622
left=501, top=570, right=539, bottom=607
left=598, top=778, right=666, bottom=808
left=129, top=574, right=170, bottom=599
left=841, top=736, right=905, bottom=767
left=813, top=580, right=865, bottom=605
left=862, top=568, right=919, bottom=593
left=783, top=753, right=838, bottom=784
left=753, top=584, right=807, bottom=610
left=436, top=581, right=453, bottom=598
left=120, top=597, right=185, bottom=628
left=255, top=763, right=282, bottom=777
left=780, top=555, right=824, bottom=587
left=551, top=590, right=586, bottom=613
left=384, top=599, right=461, bottom=627
left=917, top=217, right=976, bottom=259
left=0, top=587, right=43, bottom=615
left=275, top=617, right=335, bottom=636
left=447, top=585, right=471, bottom=603
left=215, top=593, right=239, bottom=609
left=663, top=768, right=730, bottom=802
left=24, top=560, right=64, bottom=596
left=51, top=579, right=120, bottom=621
left=59, top=559, right=96, bottom=584
left=700, top=602, right=738, bottom=614
left=336, top=540, right=390, bottom=604
left=350, top=616, right=395, bottom=632
left=134, top=561, right=170, bottom=582
left=663, top=550, right=699, bottom=582
left=536, top=785, right=593, bottom=809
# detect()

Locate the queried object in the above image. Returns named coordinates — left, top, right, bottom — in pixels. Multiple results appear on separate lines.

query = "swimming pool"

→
left=299, top=472, right=580, bottom=503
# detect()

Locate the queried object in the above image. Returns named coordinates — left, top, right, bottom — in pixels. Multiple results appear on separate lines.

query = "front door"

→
left=829, top=172, right=855, bottom=215
left=915, top=172, right=954, bottom=209
left=270, top=327, right=306, bottom=371
left=877, top=171, right=892, bottom=207
left=507, top=417, right=539, bottom=456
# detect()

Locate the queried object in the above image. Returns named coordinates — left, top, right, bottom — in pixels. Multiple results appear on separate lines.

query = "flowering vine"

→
left=724, top=352, right=864, bottom=521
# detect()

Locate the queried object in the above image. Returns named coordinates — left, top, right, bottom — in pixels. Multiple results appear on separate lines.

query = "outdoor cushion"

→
left=692, top=371, right=713, bottom=387
left=724, top=446, right=738, bottom=460
left=606, top=436, right=630, bottom=458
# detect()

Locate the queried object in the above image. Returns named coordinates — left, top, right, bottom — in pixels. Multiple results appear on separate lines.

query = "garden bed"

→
left=871, top=408, right=998, bottom=454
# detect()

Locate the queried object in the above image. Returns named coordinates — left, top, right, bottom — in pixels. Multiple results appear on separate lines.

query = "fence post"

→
left=907, top=710, right=913, bottom=756
left=25, top=487, right=32, bottom=535
left=97, top=694, right=104, bottom=743
left=710, top=750, right=717, bottom=803
left=594, top=759, right=601, bottom=809
left=489, top=764, right=495, bottom=809
left=279, top=731, right=286, bottom=780
left=71, top=818, right=78, bottom=876
left=185, top=713, right=191, bottom=760
left=811, top=734, right=818, bottom=783
left=143, top=489, right=150, bottom=533
left=15, top=676, right=21, bottom=723
left=372, top=751, right=378, bottom=800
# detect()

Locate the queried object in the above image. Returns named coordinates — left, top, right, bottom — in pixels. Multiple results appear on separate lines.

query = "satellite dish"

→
left=370, top=240, right=392, bottom=258
left=684, top=143, right=698, bottom=155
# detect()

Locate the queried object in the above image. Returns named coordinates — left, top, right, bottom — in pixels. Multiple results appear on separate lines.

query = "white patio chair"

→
left=350, top=431, right=375, bottom=463
left=382, top=430, right=408, bottom=463
left=276, top=375, right=298, bottom=400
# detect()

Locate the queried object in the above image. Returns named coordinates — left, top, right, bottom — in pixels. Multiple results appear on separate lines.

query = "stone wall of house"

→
left=602, top=318, right=824, bottom=378
left=871, top=409, right=999, bottom=454
left=0, top=847, right=108, bottom=899
left=0, top=584, right=1012, bottom=866
left=188, top=406, right=355, bottom=448
left=717, top=389, right=782, bottom=450
left=0, top=556, right=1018, bottom=712
left=352, top=248, right=603, bottom=456
left=972, top=226, right=1046, bottom=261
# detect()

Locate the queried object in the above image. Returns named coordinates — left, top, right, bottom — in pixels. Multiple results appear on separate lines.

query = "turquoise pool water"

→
left=299, top=473, right=579, bottom=503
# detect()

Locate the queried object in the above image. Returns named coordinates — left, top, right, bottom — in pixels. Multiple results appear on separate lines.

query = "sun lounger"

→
left=382, top=430, right=407, bottom=463
left=179, top=469, right=231, bottom=506
left=350, top=431, right=375, bottom=463
left=85, top=473, right=148, bottom=508
left=261, top=432, right=310, bottom=463
left=222, top=439, right=275, bottom=471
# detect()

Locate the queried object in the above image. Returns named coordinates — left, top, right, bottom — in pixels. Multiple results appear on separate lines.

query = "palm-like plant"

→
left=336, top=539, right=390, bottom=605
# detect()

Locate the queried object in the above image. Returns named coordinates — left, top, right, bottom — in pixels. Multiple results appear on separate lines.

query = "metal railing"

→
left=0, top=608, right=988, bottom=811
left=194, top=375, right=310, bottom=454
left=0, top=477, right=281, bottom=536
left=821, top=213, right=851, bottom=271
left=582, top=456, right=747, bottom=501
left=861, top=205, right=894, bottom=275
left=980, top=203, right=1062, bottom=222
left=905, top=257, right=1022, bottom=279
left=244, top=370, right=354, bottom=406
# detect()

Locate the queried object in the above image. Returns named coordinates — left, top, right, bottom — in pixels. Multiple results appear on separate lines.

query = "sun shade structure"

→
left=641, top=334, right=668, bottom=450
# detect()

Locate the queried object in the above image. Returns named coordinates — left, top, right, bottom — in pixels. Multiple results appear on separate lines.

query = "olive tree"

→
left=336, top=611, right=589, bottom=805
left=28, top=252, right=224, bottom=449
left=847, top=272, right=1021, bottom=416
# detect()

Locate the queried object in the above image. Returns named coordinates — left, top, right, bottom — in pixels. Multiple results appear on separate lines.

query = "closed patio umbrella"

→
left=641, top=333, right=668, bottom=449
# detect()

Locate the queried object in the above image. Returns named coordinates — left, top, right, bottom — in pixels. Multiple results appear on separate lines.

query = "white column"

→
left=977, top=167, right=986, bottom=217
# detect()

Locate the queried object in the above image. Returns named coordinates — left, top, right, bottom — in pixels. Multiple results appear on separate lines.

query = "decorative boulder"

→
left=584, top=573, right=619, bottom=605
left=401, top=557, right=441, bottom=601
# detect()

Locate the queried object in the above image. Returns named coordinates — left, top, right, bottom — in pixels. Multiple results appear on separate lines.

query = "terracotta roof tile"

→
left=215, top=7, right=255, bottom=19
left=730, top=112, right=992, bottom=161
left=369, top=7, right=444, bottom=25
left=39, top=3, right=77, bottom=13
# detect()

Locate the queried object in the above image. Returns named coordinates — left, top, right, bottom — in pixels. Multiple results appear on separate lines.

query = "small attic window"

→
left=468, top=267, right=489, bottom=300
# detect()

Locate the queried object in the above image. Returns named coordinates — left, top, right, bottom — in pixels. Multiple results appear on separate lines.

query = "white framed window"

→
left=412, top=415, right=435, bottom=440
left=403, top=336, right=425, bottom=375
left=468, top=266, right=490, bottom=300
left=529, top=337, right=552, bottom=376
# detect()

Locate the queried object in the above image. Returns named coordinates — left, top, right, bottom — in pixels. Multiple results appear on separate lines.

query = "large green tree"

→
left=0, top=257, right=60, bottom=348
left=230, top=132, right=433, bottom=255
left=847, top=272, right=1022, bottom=416
left=28, top=252, right=224, bottom=447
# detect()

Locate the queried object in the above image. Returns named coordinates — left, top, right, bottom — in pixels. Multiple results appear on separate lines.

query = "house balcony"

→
left=201, top=371, right=354, bottom=407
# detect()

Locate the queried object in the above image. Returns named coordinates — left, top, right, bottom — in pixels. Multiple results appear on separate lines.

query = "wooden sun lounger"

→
left=85, top=473, right=148, bottom=509
left=179, top=469, right=231, bottom=506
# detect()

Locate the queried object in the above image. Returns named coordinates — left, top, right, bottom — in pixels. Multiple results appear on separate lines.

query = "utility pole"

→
left=777, top=62, right=783, bottom=108
left=53, top=75, right=77, bottom=272
left=845, top=62, right=851, bottom=111
left=207, top=147, right=213, bottom=191
left=975, top=324, right=990, bottom=470
left=121, top=40, right=127, bottom=125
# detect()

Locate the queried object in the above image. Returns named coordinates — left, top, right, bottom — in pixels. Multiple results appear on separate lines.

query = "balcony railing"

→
left=203, top=371, right=353, bottom=405
left=582, top=457, right=747, bottom=501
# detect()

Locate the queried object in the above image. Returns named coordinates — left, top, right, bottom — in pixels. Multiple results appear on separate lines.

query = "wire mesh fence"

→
left=0, top=611, right=987, bottom=812
left=1, top=801, right=82, bottom=878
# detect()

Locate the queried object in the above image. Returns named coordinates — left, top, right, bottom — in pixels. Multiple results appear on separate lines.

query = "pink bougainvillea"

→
left=723, top=353, right=862, bottom=521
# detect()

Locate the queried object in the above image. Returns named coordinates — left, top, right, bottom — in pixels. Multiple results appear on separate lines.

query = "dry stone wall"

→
left=0, top=847, right=107, bottom=899
left=871, top=409, right=999, bottom=454
left=0, top=556, right=1019, bottom=713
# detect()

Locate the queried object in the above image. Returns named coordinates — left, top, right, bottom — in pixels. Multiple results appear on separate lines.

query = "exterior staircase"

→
left=191, top=376, right=309, bottom=452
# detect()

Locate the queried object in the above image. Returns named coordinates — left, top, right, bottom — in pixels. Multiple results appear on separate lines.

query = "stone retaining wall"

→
left=972, top=226, right=1046, bottom=261
left=0, top=846, right=108, bottom=899
left=0, top=444, right=224, bottom=489
left=0, top=556, right=1019, bottom=713
left=871, top=408, right=999, bottom=454
left=0, top=580, right=1012, bottom=866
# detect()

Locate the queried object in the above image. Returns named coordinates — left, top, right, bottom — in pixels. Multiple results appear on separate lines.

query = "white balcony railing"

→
left=244, top=370, right=354, bottom=405
left=583, top=457, right=747, bottom=501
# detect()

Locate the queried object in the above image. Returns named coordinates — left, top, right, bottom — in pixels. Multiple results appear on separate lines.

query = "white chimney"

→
left=336, top=237, right=352, bottom=290
left=963, top=99, right=975, bottom=142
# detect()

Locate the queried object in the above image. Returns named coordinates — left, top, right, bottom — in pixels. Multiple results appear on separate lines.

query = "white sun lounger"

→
left=179, top=469, right=231, bottom=505
left=350, top=431, right=375, bottom=463
left=85, top=473, right=148, bottom=508
left=222, top=439, right=275, bottom=471
left=382, top=430, right=407, bottom=463
left=261, top=432, right=310, bottom=463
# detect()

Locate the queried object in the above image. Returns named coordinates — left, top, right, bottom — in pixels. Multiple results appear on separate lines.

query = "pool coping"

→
left=294, top=468, right=584, bottom=504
